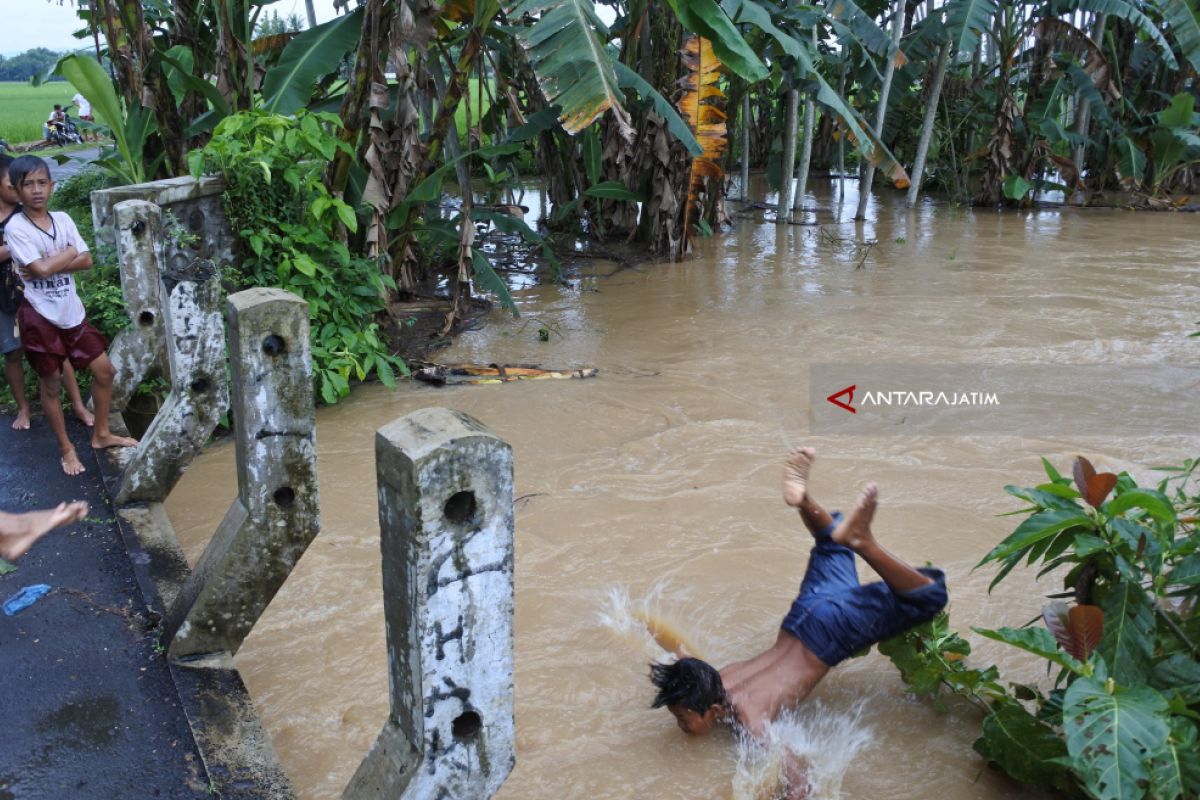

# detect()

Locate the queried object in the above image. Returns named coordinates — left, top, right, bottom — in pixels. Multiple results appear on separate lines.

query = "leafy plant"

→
left=189, top=110, right=407, bottom=405
left=881, top=455, right=1200, bottom=799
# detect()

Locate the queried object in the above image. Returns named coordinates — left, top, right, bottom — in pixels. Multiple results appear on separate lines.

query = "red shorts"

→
left=16, top=302, right=108, bottom=377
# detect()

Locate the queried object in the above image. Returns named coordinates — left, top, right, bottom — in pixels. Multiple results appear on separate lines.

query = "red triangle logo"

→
left=826, top=384, right=856, bottom=413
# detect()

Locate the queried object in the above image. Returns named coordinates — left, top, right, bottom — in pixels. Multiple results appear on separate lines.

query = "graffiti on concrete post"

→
left=344, top=407, right=516, bottom=800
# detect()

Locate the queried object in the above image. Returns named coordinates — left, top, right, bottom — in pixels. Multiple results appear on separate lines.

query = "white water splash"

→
left=732, top=700, right=873, bottom=799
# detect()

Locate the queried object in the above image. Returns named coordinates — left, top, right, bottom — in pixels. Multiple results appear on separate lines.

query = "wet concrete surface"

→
left=0, top=415, right=209, bottom=799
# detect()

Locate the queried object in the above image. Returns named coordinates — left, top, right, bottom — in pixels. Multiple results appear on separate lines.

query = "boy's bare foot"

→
left=92, top=432, right=138, bottom=449
left=73, top=404, right=95, bottom=427
left=61, top=448, right=86, bottom=476
left=783, top=447, right=817, bottom=507
left=831, top=483, right=879, bottom=550
left=12, top=408, right=31, bottom=430
left=0, top=501, right=89, bottom=560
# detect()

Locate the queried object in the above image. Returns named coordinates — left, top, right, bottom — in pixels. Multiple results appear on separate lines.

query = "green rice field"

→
left=0, top=82, right=79, bottom=143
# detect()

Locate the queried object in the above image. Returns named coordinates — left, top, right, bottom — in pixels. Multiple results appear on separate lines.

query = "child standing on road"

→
left=4, top=156, right=135, bottom=475
left=0, top=155, right=92, bottom=432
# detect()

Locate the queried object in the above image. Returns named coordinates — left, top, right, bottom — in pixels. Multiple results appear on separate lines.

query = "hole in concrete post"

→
left=452, top=711, right=482, bottom=742
left=262, top=334, right=287, bottom=357
left=444, top=491, right=477, bottom=526
left=190, top=377, right=210, bottom=394
left=131, top=220, right=145, bottom=237
left=273, top=487, right=295, bottom=507
left=138, top=311, right=155, bottom=327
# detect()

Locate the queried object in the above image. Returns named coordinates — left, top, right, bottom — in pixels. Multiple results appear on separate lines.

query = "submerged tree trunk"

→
left=905, top=40, right=951, bottom=207
left=777, top=87, right=799, bottom=223
left=855, top=8, right=905, bottom=221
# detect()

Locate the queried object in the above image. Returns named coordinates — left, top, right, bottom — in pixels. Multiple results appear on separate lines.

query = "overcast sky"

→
left=0, top=0, right=344, bottom=56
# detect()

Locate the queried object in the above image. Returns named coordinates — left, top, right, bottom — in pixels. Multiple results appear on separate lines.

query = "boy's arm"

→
left=19, top=246, right=79, bottom=279
left=63, top=214, right=92, bottom=273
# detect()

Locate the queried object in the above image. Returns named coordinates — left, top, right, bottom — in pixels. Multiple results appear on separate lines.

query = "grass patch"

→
left=0, top=81, right=79, bottom=144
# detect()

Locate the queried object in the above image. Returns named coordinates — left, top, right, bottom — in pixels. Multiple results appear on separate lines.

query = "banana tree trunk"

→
left=905, top=40, right=951, bottom=207
left=793, top=91, right=815, bottom=210
left=777, top=87, right=799, bottom=223
left=837, top=59, right=847, bottom=197
left=1071, top=13, right=1108, bottom=177
left=855, top=7, right=905, bottom=221
left=740, top=93, right=751, bottom=200
left=304, top=0, right=317, bottom=27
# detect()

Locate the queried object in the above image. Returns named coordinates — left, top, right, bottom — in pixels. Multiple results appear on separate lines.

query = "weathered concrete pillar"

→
left=114, top=258, right=229, bottom=503
left=107, top=200, right=168, bottom=411
left=344, top=408, right=515, bottom=800
left=164, top=288, right=320, bottom=659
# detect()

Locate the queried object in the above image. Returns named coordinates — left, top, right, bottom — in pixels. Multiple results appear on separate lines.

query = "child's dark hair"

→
left=0, top=154, right=12, bottom=180
left=649, top=657, right=726, bottom=713
left=8, top=156, right=50, bottom=190
left=53, top=104, right=62, bottom=110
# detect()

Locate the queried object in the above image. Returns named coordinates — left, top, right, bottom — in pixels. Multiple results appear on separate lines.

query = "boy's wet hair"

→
left=8, top=156, right=51, bottom=190
left=649, top=657, right=726, bottom=713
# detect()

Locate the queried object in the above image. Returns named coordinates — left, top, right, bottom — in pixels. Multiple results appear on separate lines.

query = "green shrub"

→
left=189, top=110, right=407, bottom=404
left=881, top=456, right=1200, bottom=799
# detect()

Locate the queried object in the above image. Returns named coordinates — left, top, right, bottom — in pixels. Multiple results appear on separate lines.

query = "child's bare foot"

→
left=12, top=407, right=31, bottom=430
left=61, top=448, right=86, bottom=476
left=73, top=404, right=95, bottom=427
left=831, top=483, right=879, bottom=550
left=92, top=432, right=138, bottom=449
left=783, top=447, right=817, bottom=507
left=0, top=501, right=89, bottom=560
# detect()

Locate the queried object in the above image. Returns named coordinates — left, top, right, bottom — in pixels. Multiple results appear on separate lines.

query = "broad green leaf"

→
left=503, top=107, right=563, bottom=144
left=471, top=250, right=519, bottom=318
left=665, top=0, right=769, bottom=83
left=945, top=0, right=999, bottom=57
left=1158, top=92, right=1196, bottom=129
left=1150, top=716, right=1200, bottom=800
left=584, top=181, right=645, bottom=201
left=376, top=358, right=396, bottom=389
left=1098, top=582, right=1155, bottom=686
left=973, top=626, right=1088, bottom=675
left=54, top=54, right=142, bottom=183
left=977, top=509, right=1093, bottom=567
left=262, top=8, right=364, bottom=115
left=1065, top=61, right=1112, bottom=126
left=973, top=700, right=1071, bottom=787
left=1151, top=654, right=1200, bottom=705
left=162, top=45, right=195, bottom=107
left=1115, top=135, right=1146, bottom=188
left=1063, top=677, right=1171, bottom=800
left=1106, top=488, right=1176, bottom=526
left=1042, top=457, right=1066, bottom=483
left=583, top=127, right=602, bottom=186
left=824, top=0, right=904, bottom=65
left=1149, top=0, right=1200, bottom=74
left=612, top=62, right=703, bottom=156
left=504, top=0, right=634, bottom=135
left=1002, top=174, right=1032, bottom=201
left=1166, top=552, right=1200, bottom=587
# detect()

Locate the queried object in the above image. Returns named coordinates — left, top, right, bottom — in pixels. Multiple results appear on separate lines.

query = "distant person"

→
left=4, top=155, right=137, bottom=475
left=649, top=448, right=948, bottom=799
left=0, top=500, right=88, bottom=561
left=71, top=92, right=95, bottom=142
left=0, top=154, right=92, bottom=432
left=43, top=104, right=66, bottom=142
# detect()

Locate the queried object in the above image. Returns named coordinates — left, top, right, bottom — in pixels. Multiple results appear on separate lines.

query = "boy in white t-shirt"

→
left=5, top=156, right=136, bottom=475
left=71, top=93, right=95, bottom=142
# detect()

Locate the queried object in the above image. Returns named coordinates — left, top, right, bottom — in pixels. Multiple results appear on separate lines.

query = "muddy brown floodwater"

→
left=166, top=180, right=1199, bottom=800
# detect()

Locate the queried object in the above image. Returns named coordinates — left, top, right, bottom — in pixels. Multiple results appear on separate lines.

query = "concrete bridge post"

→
left=114, top=257, right=229, bottom=503
left=106, top=199, right=168, bottom=411
left=344, top=408, right=516, bottom=800
left=163, top=288, right=320, bottom=659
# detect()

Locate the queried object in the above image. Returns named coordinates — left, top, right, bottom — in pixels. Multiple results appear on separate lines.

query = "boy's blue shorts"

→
left=780, top=512, right=949, bottom=667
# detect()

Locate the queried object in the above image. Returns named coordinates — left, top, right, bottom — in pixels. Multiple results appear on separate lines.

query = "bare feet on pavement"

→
left=92, top=432, right=138, bottom=450
left=12, top=407, right=31, bottom=430
left=832, top=483, right=878, bottom=550
left=783, top=447, right=817, bottom=507
left=0, top=500, right=89, bottom=561
left=61, top=448, right=86, bottom=476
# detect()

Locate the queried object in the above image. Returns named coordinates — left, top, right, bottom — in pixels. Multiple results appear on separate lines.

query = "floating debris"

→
left=413, top=363, right=598, bottom=386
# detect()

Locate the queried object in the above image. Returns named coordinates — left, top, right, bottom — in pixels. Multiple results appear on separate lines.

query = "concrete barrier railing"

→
left=96, top=186, right=515, bottom=799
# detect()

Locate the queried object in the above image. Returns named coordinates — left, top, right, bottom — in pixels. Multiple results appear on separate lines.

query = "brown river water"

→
left=165, top=180, right=1199, bottom=799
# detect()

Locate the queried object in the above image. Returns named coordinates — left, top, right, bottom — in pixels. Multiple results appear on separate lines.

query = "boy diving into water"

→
left=649, top=448, right=948, bottom=798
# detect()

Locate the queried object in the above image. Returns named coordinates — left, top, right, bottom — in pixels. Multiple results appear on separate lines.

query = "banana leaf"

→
left=262, top=8, right=364, bottom=115
left=664, top=0, right=768, bottom=83
left=1148, top=0, right=1200, bottom=74
left=54, top=54, right=146, bottom=184
left=503, top=0, right=634, bottom=137
left=679, top=35, right=727, bottom=253
left=944, top=0, right=999, bottom=57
